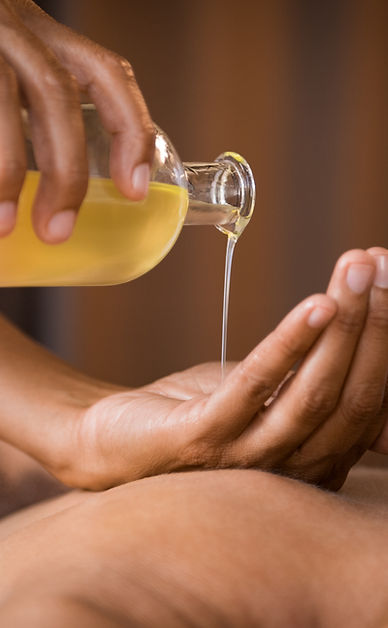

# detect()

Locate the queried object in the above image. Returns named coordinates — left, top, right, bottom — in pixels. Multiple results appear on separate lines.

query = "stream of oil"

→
left=221, top=235, right=237, bottom=380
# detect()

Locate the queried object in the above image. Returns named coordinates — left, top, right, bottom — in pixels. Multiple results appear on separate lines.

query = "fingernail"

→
left=132, top=163, right=150, bottom=198
left=374, top=255, right=388, bottom=289
left=308, top=306, right=334, bottom=328
left=46, top=210, right=76, bottom=243
left=0, top=201, right=16, bottom=233
left=346, top=263, right=374, bottom=294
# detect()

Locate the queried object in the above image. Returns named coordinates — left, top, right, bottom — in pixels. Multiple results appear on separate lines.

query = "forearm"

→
left=0, top=314, right=121, bottom=470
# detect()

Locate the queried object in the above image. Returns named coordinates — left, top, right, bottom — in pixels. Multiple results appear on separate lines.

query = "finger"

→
left=85, top=54, right=155, bottom=201
left=308, top=248, right=388, bottom=452
left=15, top=7, right=155, bottom=200
left=0, top=55, right=26, bottom=236
left=256, top=250, right=376, bottom=459
left=201, top=294, right=336, bottom=441
left=0, top=10, right=88, bottom=243
left=288, top=247, right=388, bottom=478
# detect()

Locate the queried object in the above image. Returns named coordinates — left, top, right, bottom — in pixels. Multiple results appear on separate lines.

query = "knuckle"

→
left=43, top=162, right=86, bottom=182
left=98, top=52, right=155, bottom=153
left=347, top=397, right=379, bottom=421
left=40, top=65, right=78, bottom=102
left=238, top=358, right=275, bottom=403
left=135, top=120, right=156, bottom=150
left=41, top=164, right=88, bottom=199
left=341, top=388, right=382, bottom=425
left=299, top=383, right=336, bottom=418
left=0, top=157, right=26, bottom=186
left=274, top=327, right=300, bottom=360
left=334, top=310, right=364, bottom=336
left=126, top=121, right=155, bottom=157
left=367, top=307, right=388, bottom=332
left=103, top=53, right=136, bottom=81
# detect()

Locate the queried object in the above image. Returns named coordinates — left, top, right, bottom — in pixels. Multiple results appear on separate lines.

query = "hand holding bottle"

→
left=0, top=0, right=154, bottom=243
left=0, top=104, right=256, bottom=287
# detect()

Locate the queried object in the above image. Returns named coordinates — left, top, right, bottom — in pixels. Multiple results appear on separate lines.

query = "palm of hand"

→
left=76, top=363, right=228, bottom=490
left=66, top=248, right=388, bottom=492
left=74, top=355, right=382, bottom=493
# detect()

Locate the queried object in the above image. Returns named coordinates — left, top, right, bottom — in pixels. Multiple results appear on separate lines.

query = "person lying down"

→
left=1, top=246, right=388, bottom=627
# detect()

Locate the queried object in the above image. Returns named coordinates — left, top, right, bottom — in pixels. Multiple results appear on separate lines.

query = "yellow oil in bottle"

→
left=0, top=171, right=188, bottom=286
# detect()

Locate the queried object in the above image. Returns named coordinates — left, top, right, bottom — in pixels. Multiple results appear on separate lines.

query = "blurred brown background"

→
left=1, top=0, right=387, bottom=388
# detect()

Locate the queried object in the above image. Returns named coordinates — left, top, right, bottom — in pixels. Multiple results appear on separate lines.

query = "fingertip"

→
left=367, top=247, right=388, bottom=289
left=307, top=305, right=336, bottom=329
left=366, top=246, right=387, bottom=256
left=108, top=120, right=154, bottom=201
left=31, top=171, right=86, bottom=244
left=367, top=246, right=388, bottom=259
left=110, top=145, right=152, bottom=201
left=41, top=209, right=77, bottom=244
left=328, top=249, right=376, bottom=296
left=336, top=248, right=374, bottom=270
left=131, top=162, right=150, bottom=200
left=303, top=294, right=337, bottom=329
left=0, top=201, right=17, bottom=236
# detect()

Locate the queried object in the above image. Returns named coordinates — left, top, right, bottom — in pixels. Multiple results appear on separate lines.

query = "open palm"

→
left=70, top=250, right=388, bottom=492
left=9, top=248, right=386, bottom=493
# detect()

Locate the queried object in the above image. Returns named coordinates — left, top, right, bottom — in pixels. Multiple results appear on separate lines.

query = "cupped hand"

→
left=56, top=248, right=388, bottom=491
left=0, top=0, right=154, bottom=243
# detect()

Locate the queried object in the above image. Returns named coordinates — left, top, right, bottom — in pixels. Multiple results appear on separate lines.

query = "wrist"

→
left=40, top=380, right=126, bottom=488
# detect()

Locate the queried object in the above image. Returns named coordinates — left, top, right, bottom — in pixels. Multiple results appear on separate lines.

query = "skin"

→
left=1, top=2, right=386, bottom=490
left=1, top=468, right=388, bottom=627
left=1, top=7, right=388, bottom=623
left=1, top=247, right=388, bottom=625
left=0, top=0, right=154, bottom=243
left=1, top=247, right=388, bottom=492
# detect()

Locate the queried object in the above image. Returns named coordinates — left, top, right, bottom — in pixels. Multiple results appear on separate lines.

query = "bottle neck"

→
left=183, top=152, right=255, bottom=239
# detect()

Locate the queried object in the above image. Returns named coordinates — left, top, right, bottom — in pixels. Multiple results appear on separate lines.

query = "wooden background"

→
left=1, top=0, right=388, bottom=390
